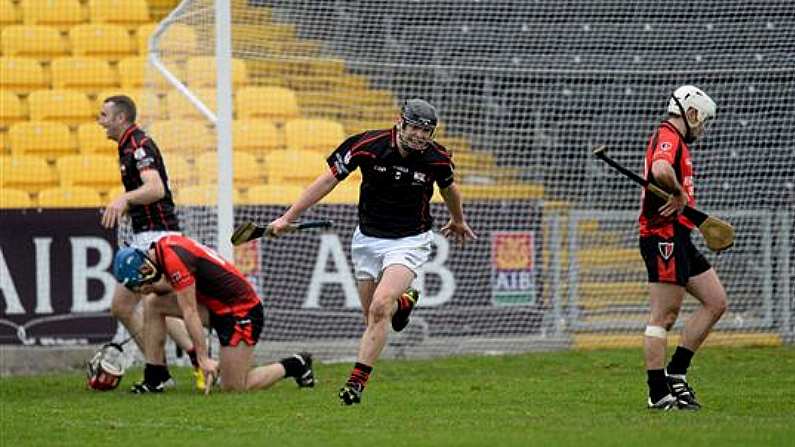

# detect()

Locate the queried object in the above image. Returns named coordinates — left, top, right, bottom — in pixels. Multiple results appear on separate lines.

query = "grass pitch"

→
left=2, top=346, right=794, bottom=446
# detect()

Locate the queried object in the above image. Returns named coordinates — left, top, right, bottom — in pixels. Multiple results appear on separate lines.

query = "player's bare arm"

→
left=651, top=159, right=688, bottom=217
left=268, top=170, right=339, bottom=237
left=101, top=170, right=166, bottom=228
left=174, top=284, right=218, bottom=382
left=439, top=183, right=477, bottom=243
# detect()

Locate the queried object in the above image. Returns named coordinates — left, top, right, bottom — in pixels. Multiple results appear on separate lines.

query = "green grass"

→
left=2, top=346, right=794, bottom=446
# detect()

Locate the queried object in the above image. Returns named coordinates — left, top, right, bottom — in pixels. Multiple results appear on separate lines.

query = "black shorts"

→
left=639, top=223, right=711, bottom=286
left=209, top=302, right=264, bottom=347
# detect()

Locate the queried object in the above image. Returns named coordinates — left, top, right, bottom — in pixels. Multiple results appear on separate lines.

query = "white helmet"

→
left=667, top=85, right=716, bottom=126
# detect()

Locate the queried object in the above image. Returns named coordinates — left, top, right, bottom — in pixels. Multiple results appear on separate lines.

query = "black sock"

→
left=348, top=362, right=373, bottom=388
left=186, top=348, right=199, bottom=368
left=144, top=363, right=171, bottom=385
left=666, top=346, right=695, bottom=376
left=280, top=355, right=304, bottom=378
left=647, top=369, right=669, bottom=402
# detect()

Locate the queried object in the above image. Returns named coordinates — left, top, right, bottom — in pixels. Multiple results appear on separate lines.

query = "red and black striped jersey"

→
left=639, top=121, right=696, bottom=238
left=326, top=127, right=455, bottom=239
left=117, top=124, right=179, bottom=233
left=154, top=235, right=260, bottom=316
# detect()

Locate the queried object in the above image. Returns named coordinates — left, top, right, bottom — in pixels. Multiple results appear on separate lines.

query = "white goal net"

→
left=141, top=0, right=794, bottom=359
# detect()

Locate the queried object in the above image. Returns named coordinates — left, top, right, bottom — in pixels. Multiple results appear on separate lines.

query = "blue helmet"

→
left=112, top=247, right=160, bottom=290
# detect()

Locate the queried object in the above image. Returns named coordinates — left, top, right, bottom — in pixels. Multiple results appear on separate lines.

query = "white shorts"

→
left=350, top=226, right=433, bottom=281
left=129, top=231, right=180, bottom=250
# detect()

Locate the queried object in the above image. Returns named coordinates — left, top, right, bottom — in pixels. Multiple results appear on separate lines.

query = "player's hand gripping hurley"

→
left=593, top=145, right=734, bottom=252
left=231, top=219, right=334, bottom=245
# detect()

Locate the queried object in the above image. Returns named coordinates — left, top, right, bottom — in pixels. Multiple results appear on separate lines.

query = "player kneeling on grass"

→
left=112, top=235, right=315, bottom=393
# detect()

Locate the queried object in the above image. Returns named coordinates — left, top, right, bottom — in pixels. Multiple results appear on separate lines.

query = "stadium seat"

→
left=161, top=153, right=193, bottom=186
left=0, top=57, right=47, bottom=93
left=232, top=119, right=284, bottom=155
left=117, top=56, right=183, bottom=92
left=69, top=24, right=134, bottom=60
left=0, top=0, right=20, bottom=27
left=136, top=23, right=197, bottom=57
left=0, top=91, right=26, bottom=128
left=321, top=182, right=360, bottom=204
left=96, top=89, right=166, bottom=121
left=0, top=131, right=8, bottom=151
left=1, top=25, right=67, bottom=60
left=284, top=118, right=346, bottom=152
left=146, top=120, right=215, bottom=156
left=166, top=88, right=217, bottom=120
left=37, top=186, right=103, bottom=208
left=195, top=151, right=262, bottom=188
left=89, top=0, right=150, bottom=30
left=77, top=122, right=116, bottom=154
left=263, top=149, right=327, bottom=185
left=242, top=184, right=303, bottom=205
left=27, top=89, right=94, bottom=126
left=21, top=0, right=85, bottom=31
left=56, top=154, right=119, bottom=192
left=236, top=86, right=300, bottom=122
left=9, top=121, right=76, bottom=158
left=0, top=155, right=58, bottom=192
left=0, top=188, right=33, bottom=208
left=174, top=184, right=241, bottom=206
left=50, top=57, right=119, bottom=93
left=185, top=56, right=249, bottom=88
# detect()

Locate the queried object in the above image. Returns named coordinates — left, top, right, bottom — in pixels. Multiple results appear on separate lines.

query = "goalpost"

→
left=140, top=0, right=794, bottom=360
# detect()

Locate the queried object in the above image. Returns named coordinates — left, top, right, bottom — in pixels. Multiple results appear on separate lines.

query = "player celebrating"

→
left=267, top=99, right=476, bottom=405
left=112, top=236, right=315, bottom=393
left=640, top=85, right=727, bottom=410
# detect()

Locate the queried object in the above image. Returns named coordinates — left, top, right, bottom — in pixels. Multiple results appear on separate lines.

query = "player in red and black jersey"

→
left=97, top=95, right=204, bottom=390
left=112, top=235, right=315, bottom=393
left=639, top=86, right=727, bottom=411
left=268, top=99, right=476, bottom=405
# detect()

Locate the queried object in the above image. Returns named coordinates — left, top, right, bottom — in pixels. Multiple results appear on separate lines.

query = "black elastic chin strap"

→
left=671, top=93, right=696, bottom=143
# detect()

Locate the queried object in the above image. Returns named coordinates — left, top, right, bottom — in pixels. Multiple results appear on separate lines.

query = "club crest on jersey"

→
left=658, top=242, right=674, bottom=261
left=413, top=171, right=427, bottom=183
left=659, top=142, right=672, bottom=151
left=170, top=271, right=181, bottom=282
left=133, top=148, right=146, bottom=160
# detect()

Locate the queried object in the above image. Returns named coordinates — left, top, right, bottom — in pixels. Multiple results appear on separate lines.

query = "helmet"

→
left=86, top=343, right=126, bottom=391
left=398, top=99, right=438, bottom=151
left=668, top=85, right=716, bottom=126
left=112, top=247, right=160, bottom=290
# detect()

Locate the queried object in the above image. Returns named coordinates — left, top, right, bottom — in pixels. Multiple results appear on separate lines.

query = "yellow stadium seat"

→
left=0, top=131, right=8, bottom=151
left=21, top=0, right=85, bottom=31
left=0, top=91, right=26, bottom=128
left=0, top=188, right=33, bottom=208
left=1, top=25, right=67, bottom=60
left=38, top=186, right=102, bottom=207
left=232, top=119, right=284, bottom=155
left=242, top=184, right=303, bottom=205
left=27, top=89, right=94, bottom=126
left=146, top=120, right=214, bottom=156
left=56, top=154, right=119, bottom=192
left=70, top=24, right=134, bottom=60
left=89, top=0, right=149, bottom=30
left=166, top=88, right=217, bottom=120
left=136, top=23, right=197, bottom=57
left=9, top=121, right=76, bottom=158
left=161, top=153, right=193, bottom=186
left=0, top=155, right=58, bottom=192
left=77, top=122, right=115, bottom=154
left=185, top=56, right=248, bottom=88
left=0, top=57, right=47, bottom=93
left=321, top=182, right=360, bottom=204
left=117, top=56, right=184, bottom=92
left=96, top=88, right=166, bottom=121
left=174, top=184, right=240, bottom=206
left=1, top=0, right=20, bottom=26
left=195, top=151, right=262, bottom=188
left=50, top=57, right=119, bottom=92
left=284, top=118, right=346, bottom=152
left=264, top=149, right=327, bottom=185
left=236, top=86, right=300, bottom=122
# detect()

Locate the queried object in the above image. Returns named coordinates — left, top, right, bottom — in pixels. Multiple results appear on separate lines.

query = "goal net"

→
left=141, top=0, right=794, bottom=360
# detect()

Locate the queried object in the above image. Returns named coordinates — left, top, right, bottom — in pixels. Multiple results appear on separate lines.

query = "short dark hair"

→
left=103, top=95, right=137, bottom=123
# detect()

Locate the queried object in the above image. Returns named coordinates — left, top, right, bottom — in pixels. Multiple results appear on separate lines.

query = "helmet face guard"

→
left=398, top=99, right=438, bottom=152
left=86, top=343, right=126, bottom=391
left=112, top=247, right=161, bottom=291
